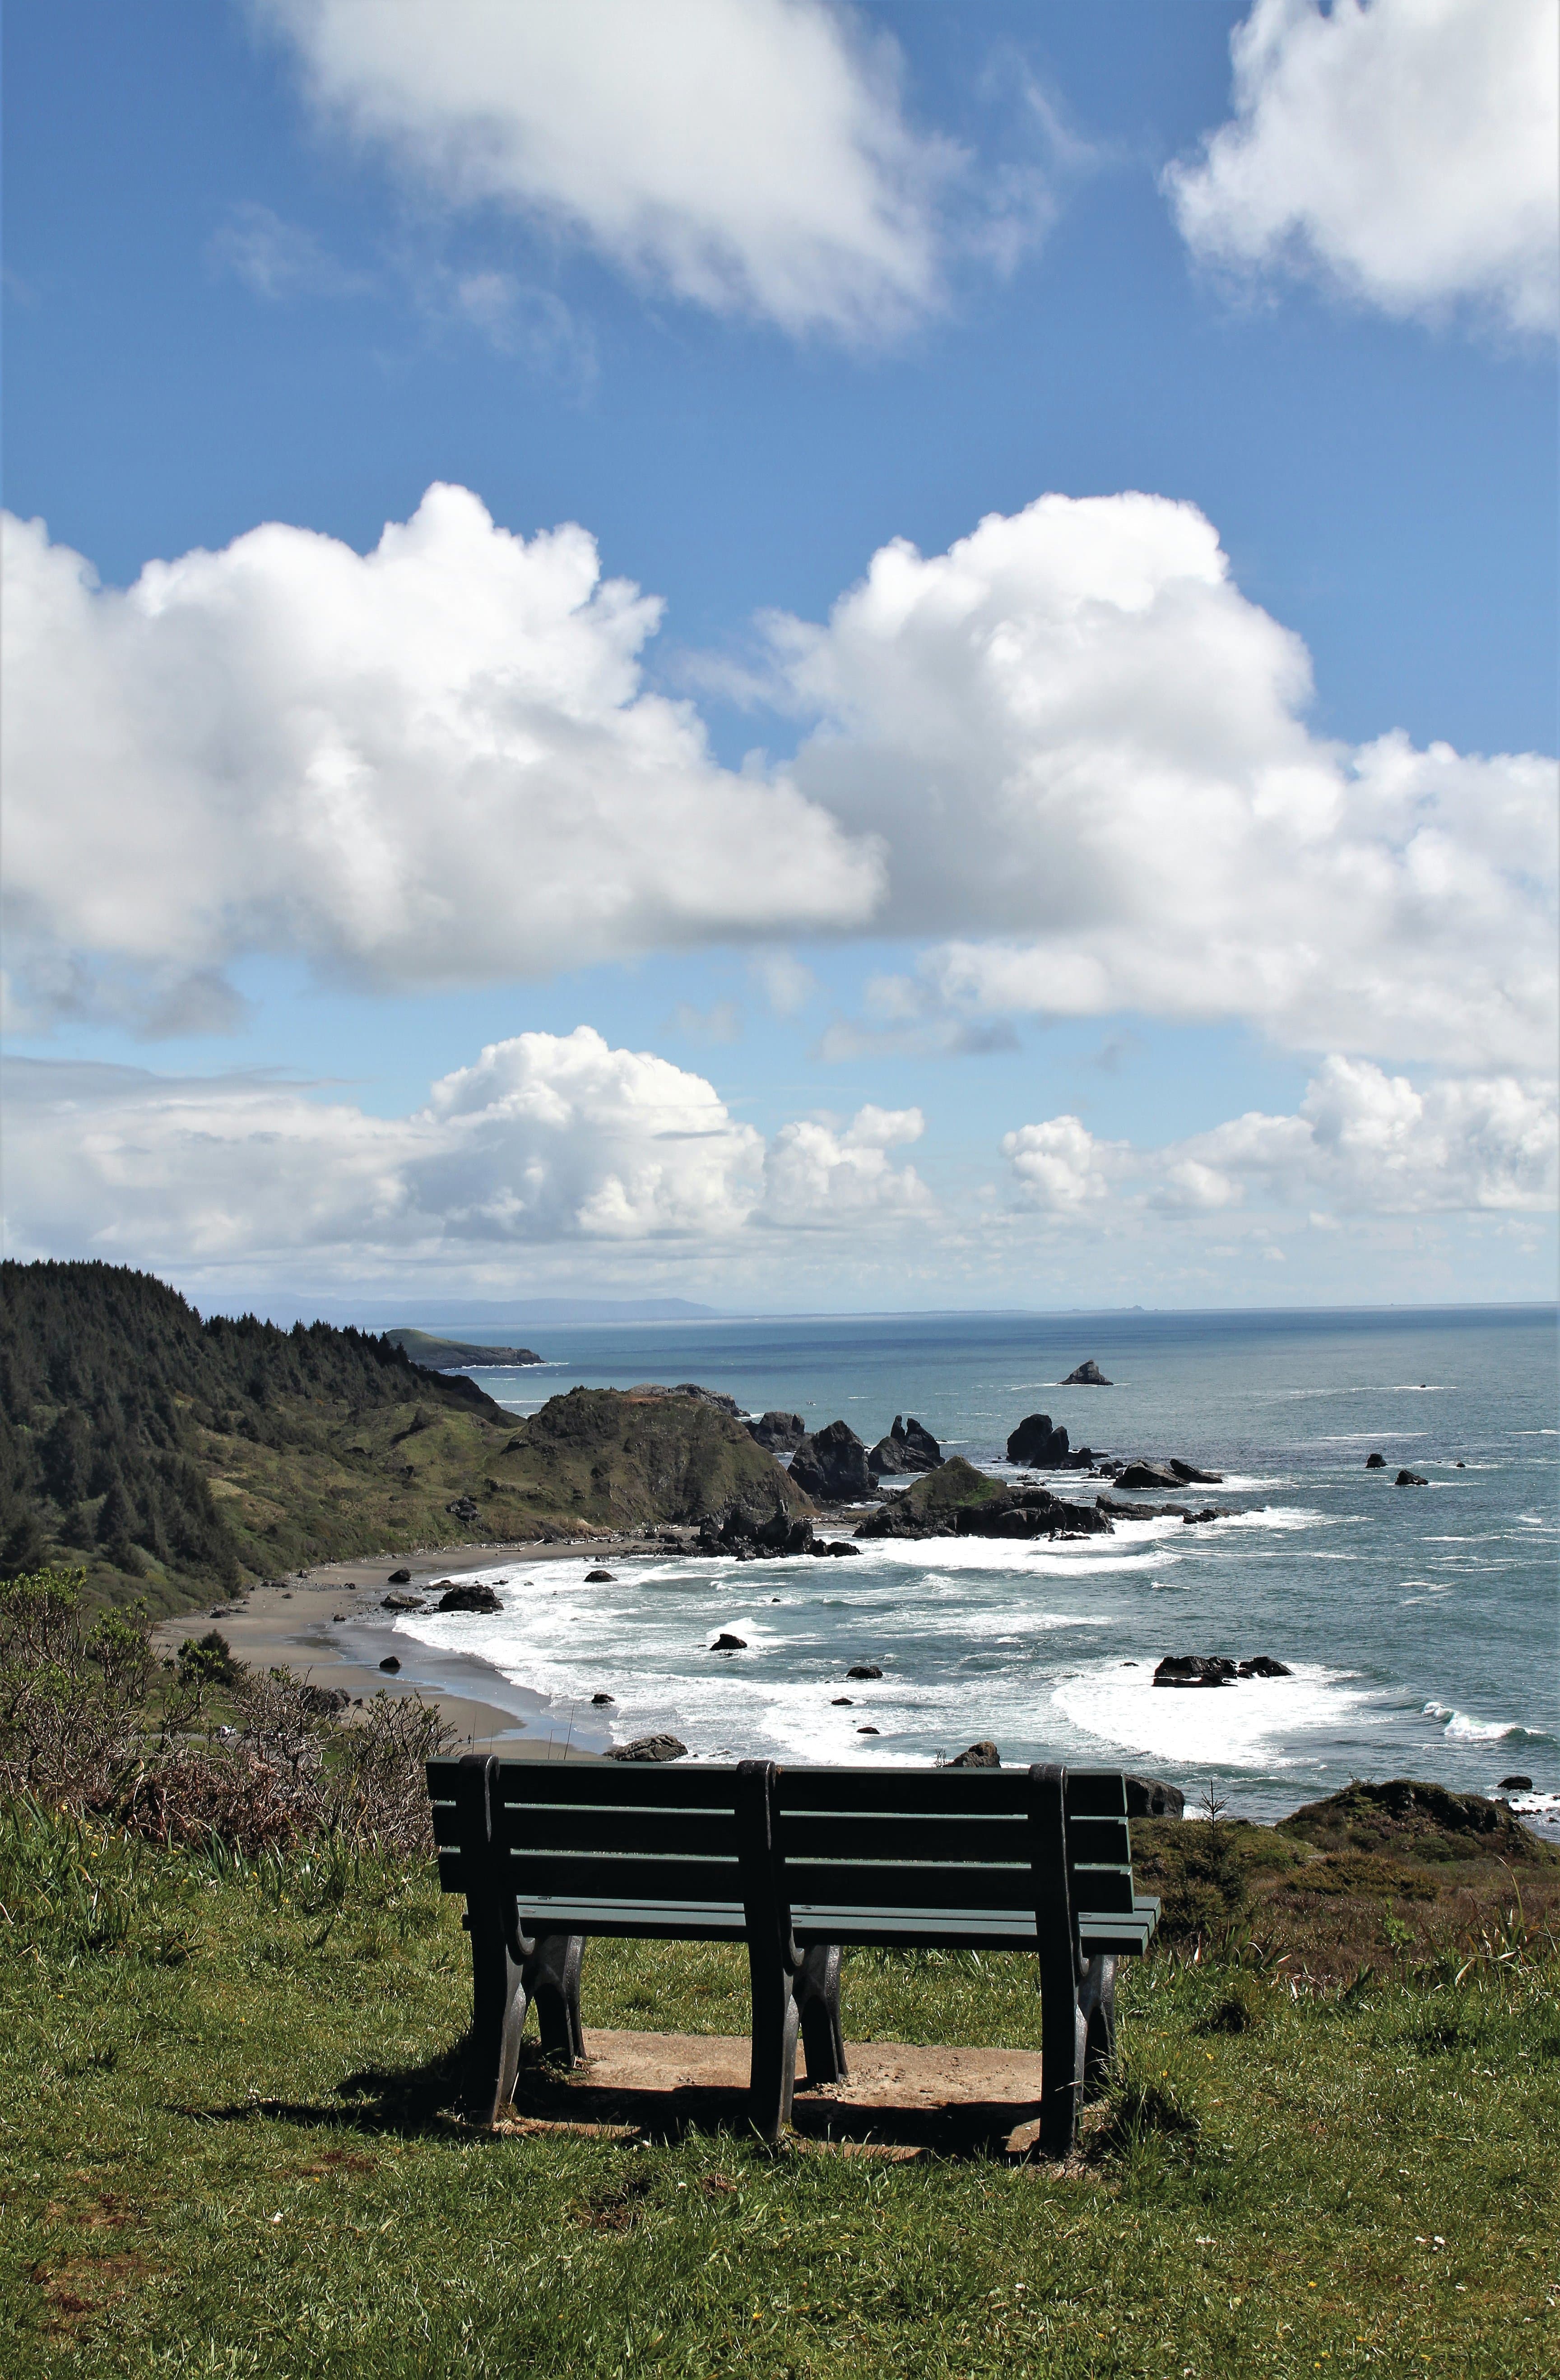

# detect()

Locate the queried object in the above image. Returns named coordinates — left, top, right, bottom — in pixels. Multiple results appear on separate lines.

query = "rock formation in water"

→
left=788, top=1419, right=875, bottom=1500
left=747, top=1410, right=808, bottom=1451
left=867, top=1415, right=942, bottom=1475
left=1062, top=1359, right=1112, bottom=1385
left=1006, top=1412, right=1069, bottom=1466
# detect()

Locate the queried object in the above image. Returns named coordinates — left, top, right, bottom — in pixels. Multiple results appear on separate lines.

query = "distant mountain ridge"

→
left=245, top=1296, right=724, bottom=1328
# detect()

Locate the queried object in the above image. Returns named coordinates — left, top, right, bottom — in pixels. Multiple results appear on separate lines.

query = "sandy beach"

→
left=150, top=1536, right=669, bottom=1759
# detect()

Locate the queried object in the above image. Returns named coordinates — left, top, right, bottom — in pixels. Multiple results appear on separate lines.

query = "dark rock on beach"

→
left=1006, top=1412, right=1070, bottom=1467
left=382, top=1592, right=425, bottom=1612
left=378, top=1656, right=401, bottom=1673
left=605, top=1734, right=688, bottom=1763
left=948, top=1740, right=1001, bottom=1768
left=788, top=1420, right=875, bottom=1501
left=436, top=1581, right=503, bottom=1614
left=1125, top=1775, right=1186, bottom=1820
left=748, top=1410, right=808, bottom=1452
left=388, top=1567, right=413, bottom=1584
left=1062, top=1359, right=1112, bottom=1385
left=868, top=1415, right=942, bottom=1475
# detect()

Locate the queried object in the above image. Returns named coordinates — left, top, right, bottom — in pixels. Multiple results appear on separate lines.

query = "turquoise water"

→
left=393, top=1306, right=1558, bottom=1822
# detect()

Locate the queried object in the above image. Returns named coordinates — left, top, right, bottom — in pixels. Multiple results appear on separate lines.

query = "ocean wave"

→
left=1422, top=1702, right=1554, bottom=1746
left=1054, top=1659, right=1370, bottom=1770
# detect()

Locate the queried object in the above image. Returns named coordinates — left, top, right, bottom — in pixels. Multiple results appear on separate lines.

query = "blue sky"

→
left=3, top=0, right=1555, bottom=1314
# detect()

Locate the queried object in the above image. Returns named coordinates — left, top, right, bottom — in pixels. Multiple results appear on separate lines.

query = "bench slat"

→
left=515, top=1896, right=749, bottom=1941
left=492, top=1764, right=742, bottom=1810
left=776, top=1766, right=1033, bottom=1815
left=1069, top=1866, right=1137, bottom=1915
left=1068, top=1815, right=1132, bottom=1866
left=495, top=1807, right=739, bottom=1859
left=504, top=1852, right=743, bottom=1904
left=779, top=1858, right=1036, bottom=1911
left=776, top=1812, right=1027, bottom=1865
left=1065, top=1770, right=1129, bottom=1818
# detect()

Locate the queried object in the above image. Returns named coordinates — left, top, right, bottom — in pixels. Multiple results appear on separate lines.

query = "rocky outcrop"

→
left=445, top=1496, right=481, bottom=1525
left=388, top=1567, right=413, bottom=1584
left=1094, top=1493, right=1222, bottom=1523
left=1006, top=1412, right=1069, bottom=1467
left=788, top=1420, right=875, bottom=1501
left=948, top=1741, right=1001, bottom=1768
left=1062, top=1359, right=1112, bottom=1385
left=1279, top=1778, right=1556, bottom=1864
left=956, top=1487, right=1113, bottom=1540
left=605, top=1734, right=688, bottom=1763
left=1499, top=1775, right=1533, bottom=1793
left=867, top=1416, right=942, bottom=1475
left=846, top=1663, right=883, bottom=1680
left=748, top=1411, right=808, bottom=1452
left=1125, top=1775, right=1185, bottom=1820
left=1395, top=1470, right=1429, bottom=1487
left=584, top=1568, right=616, bottom=1583
left=1365, top=1452, right=1386, bottom=1469
left=628, top=1382, right=742, bottom=1418
left=854, top=1498, right=953, bottom=1540
left=1154, top=1653, right=1290, bottom=1687
left=436, top=1581, right=503, bottom=1613
left=710, top=1632, right=747, bottom=1652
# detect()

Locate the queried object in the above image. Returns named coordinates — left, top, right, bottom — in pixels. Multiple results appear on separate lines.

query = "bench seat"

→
left=427, top=1754, right=1159, bottom=2152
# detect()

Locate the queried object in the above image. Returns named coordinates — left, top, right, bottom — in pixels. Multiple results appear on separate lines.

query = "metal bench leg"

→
left=463, top=1896, right=530, bottom=2126
left=795, top=1942, right=847, bottom=2087
left=1037, top=1925, right=1086, bottom=2156
left=525, top=1932, right=586, bottom=2065
left=747, top=1937, right=801, bottom=2144
left=1078, top=1954, right=1117, bottom=2098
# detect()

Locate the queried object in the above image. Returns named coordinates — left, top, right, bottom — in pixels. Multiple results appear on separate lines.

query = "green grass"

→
left=2, top=1803, right=1556, bottom=2375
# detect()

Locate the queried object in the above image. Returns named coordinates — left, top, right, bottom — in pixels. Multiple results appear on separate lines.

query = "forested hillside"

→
left=0, top=1264, right=803, bottom=1613
left=0, top=1263, right=510, bottom=1611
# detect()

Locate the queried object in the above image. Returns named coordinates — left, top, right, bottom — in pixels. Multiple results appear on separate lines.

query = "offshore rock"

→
left=605, top=1734, right=688, bottom=1763
left=1125, top=1775, right=1186, bottom=1820
left=948, top=1740, right=1001, bottom=1768
left=1365, top=1451, right=1387, bottom=1468
left=1006, top=1412, right=1070, bottom=1467
left=1238, top=1655, right=1292, bottom=1678
left=1154, top=1655, right=1237, bottom=1688
left=1169, top=1459, right=1224, bottom=1485
left=868, top=1416, right=942, bottom=1475
left=788, top=1420, right=875, bottom=1501
left=710, top=1632, right=748, bottom=1653
left=1395, top=1470, right=1429, bottom=1487
left=748, top=1410, right=808, bottom=1452
left=956, top=1488, right=1112, bottom=1540
left=1062, top=1359, right=1112, bottom=1386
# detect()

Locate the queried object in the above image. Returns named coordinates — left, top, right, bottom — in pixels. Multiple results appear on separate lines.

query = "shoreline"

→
left=153, top=1537, right=667, bottom=1759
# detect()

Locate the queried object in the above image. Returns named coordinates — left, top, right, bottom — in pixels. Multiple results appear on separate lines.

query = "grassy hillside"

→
left=3, top=1792, right=1554, bottom=2376
left=0, top=1266, right=801, bottom=1615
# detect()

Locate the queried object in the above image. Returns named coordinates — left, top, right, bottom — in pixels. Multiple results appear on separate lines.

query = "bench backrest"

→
left=427, top=1756, right=1151, bottom=1957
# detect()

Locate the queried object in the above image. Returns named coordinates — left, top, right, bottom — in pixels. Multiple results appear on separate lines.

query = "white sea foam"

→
left=1054, top=1659, right=1369, bottom=1769
left=1422, top=1702, right=1553, bottom=1746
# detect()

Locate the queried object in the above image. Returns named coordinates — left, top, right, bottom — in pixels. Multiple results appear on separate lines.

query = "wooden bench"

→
left=426, top=1755, right=1158, bottom=2153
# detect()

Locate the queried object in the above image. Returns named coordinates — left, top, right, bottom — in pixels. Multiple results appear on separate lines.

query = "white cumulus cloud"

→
left=1003, top=1057, right=1557, bottom=1223
left=1165, top=0, right=1559, bottom=335
left=765, top=491, right=1557, bottom=1069
left=256, top=0, right=956, bottom=339
left=0, top=486, right=881, bottom=1028
left=0, top=1030, right=929, bottom=1277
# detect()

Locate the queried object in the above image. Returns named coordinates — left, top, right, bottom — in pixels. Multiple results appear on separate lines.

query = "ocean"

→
left=390, top=1305, right=1558, bottom=1824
